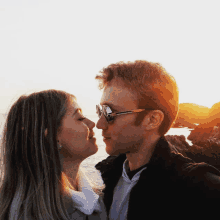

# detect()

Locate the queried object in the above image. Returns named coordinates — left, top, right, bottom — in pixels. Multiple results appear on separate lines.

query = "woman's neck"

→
left=62, top=158, right=82, bottom=191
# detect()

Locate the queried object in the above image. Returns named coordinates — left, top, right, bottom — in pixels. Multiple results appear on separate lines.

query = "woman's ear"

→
left=141, top=110, right=164, bottom=131
left=44, top=128, right=48, bottom=137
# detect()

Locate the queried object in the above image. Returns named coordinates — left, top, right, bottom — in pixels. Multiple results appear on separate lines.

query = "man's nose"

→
left=96, top=114, right=108, bottom=130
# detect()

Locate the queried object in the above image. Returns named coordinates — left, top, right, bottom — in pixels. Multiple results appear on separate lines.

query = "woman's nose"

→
left=96, top=114, right=108, bottom=130
left=87, top=119, right=95, bottom=129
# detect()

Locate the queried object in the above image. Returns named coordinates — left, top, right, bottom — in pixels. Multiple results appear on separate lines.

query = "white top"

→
left=20, top=167, right=107, bottom=220
left=67, top=167, right=102, bottom=215
left=109, top=160, right=147, bottom=220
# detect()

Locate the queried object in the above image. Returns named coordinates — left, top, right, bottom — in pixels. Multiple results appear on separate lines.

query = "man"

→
left=94, top=60, right=220, bottom=220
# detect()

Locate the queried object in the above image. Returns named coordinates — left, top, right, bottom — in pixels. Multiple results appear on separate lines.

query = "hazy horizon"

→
left=0, top=102, right=216, bottom=116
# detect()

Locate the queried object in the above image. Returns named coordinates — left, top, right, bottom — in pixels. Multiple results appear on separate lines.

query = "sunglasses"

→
left=96, top=104, right=154, bottom=123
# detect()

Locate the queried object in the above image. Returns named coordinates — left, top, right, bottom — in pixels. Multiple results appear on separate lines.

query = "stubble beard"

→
left=106, top=138, right=144, bottom=156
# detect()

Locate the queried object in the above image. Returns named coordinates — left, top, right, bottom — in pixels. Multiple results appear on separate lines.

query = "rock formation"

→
left=172, top=103, right=209, bottom=128
left=201, top=102, right=220, bottom=128
left=168, top=102, right=220, bottom=170
left=166, top=134, right=220, bottom=171
left=172, top=120, right=196, bottom=129
left=188, top=125, right=220, bottom=144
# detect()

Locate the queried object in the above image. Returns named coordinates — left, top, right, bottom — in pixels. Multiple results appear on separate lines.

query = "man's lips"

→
left=103, top=136, right=111, bottom=139
left=102, top=133, right=111, bottom=139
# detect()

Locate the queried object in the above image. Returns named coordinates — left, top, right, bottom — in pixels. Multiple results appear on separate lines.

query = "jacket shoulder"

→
left=173, top=158, right=220, bottom=196
left=204, top=172, right=220, bottom=184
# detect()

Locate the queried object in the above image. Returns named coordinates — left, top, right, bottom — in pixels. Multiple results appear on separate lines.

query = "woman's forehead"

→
left=68, top=99, right=81, bottom=113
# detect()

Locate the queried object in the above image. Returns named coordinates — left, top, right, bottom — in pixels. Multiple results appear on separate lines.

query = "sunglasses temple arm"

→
left=113, top=111, right=133, bottom=116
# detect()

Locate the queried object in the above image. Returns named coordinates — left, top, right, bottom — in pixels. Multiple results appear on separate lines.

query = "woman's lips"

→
left=89, top=137, right=96, bottom=142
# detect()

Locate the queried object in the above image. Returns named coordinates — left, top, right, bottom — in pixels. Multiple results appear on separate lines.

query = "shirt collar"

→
left=122, top=159, right=147, bottom=182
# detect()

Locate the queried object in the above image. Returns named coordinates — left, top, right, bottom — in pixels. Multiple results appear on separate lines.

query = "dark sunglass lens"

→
left=105, top=106, right=113, bottom=115
left=103, top=106, right=114, bottom=122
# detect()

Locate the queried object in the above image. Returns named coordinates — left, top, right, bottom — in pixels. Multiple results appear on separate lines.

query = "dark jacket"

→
left=95, top=136, right=220, bottom=220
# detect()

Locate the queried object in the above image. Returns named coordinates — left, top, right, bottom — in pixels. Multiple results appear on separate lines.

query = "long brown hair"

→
left=0, top=89, right=76, bottom=220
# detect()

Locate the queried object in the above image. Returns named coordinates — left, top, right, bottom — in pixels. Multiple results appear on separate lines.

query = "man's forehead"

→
left=100, top=82, right=137, bottom=110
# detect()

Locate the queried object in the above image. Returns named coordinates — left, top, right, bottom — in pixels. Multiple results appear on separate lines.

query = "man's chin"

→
left=105, top=145, right=126, bottom=156
left=105, top=141, right=136, bottom=156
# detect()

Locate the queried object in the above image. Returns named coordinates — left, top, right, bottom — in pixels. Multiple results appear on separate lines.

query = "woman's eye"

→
left=78, top=117, right=86, bottom=121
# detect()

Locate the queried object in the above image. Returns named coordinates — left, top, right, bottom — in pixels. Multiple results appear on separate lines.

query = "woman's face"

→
left=57, top=98, right=98, bottom=159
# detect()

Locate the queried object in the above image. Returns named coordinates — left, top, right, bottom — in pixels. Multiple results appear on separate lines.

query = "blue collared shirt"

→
left=109, top=160, right=147, bottom=220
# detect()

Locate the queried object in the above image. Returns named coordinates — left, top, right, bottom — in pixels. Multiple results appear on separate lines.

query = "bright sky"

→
left=0, top=0, right=220, bottom=116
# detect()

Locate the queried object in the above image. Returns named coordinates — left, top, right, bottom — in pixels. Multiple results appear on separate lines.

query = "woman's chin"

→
left=88, top=137, right=96, bottom=143
left=87, top=140, right=98, bottom=154
left=92, top=144, right=99, bottom=154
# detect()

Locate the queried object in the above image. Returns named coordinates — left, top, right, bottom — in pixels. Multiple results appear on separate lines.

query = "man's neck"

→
left=126, top=134, right=161, bottom=171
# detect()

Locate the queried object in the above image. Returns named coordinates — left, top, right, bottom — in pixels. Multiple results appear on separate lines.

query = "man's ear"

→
left=141, top=110, right=164, bottom=131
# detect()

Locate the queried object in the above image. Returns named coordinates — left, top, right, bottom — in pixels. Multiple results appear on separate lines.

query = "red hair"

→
left=96, top=60, right=179, bottom=135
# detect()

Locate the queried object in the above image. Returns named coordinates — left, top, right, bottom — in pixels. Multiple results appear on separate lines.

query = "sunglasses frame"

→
left=96, top=104, right=154, bottom=122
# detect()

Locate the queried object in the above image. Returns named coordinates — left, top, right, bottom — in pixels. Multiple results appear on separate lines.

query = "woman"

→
left=0, top=90, right=107, bottom=220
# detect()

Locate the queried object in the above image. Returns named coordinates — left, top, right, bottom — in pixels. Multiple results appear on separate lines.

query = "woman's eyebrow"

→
left=72, top=108, right=82, bottom=116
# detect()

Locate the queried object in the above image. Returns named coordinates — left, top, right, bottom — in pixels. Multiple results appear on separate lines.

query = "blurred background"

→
left=0, top=0, right=220, bottom=120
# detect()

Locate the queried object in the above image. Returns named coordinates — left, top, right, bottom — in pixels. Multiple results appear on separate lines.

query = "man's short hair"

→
left=95, top=60, right=179, bottom=136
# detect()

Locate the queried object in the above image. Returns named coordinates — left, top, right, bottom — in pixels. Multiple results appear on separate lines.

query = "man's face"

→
left=96, top=80, right=146, bottom=156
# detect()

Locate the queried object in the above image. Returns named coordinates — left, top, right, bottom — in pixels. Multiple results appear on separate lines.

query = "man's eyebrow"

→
left=72, top=108, right=82, bottom=116
left=101, top=103, right=121, bottom=111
